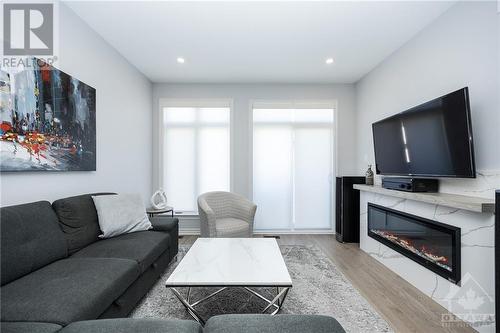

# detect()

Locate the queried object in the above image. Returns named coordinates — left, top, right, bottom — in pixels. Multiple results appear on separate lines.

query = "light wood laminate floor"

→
left=179, top=234, right=475, bottom=333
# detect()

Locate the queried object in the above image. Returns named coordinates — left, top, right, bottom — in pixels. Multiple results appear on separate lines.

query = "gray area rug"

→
left=131, top=245, right=392, bottom=333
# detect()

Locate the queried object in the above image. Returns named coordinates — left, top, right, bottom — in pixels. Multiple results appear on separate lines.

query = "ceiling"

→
left=65, top=1, right=455, bottom=84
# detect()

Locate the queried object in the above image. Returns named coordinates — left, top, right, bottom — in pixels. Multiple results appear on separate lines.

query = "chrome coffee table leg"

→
left=171, top=287, right=206, bottom=325
left=170, top=287, right=228, bottom=325
left=262, top=287, right=289, bottom=314
left=243, top=286, right=290, bottom=314
left=169, top=285, right=291, bottom=325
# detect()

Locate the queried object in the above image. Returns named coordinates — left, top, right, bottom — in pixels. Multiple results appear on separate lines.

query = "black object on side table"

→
left=335, top=176, right=366, bottom=243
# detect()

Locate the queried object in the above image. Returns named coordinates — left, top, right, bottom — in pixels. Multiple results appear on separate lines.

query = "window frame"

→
left=158, top=98, right=234, bottom=216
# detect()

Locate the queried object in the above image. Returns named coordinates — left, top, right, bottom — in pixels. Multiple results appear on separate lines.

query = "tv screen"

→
left=372, top=87, right=475, bottom=178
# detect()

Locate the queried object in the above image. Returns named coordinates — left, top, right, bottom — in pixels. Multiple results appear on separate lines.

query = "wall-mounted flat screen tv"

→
left=372, top=87, right=475, bottom=178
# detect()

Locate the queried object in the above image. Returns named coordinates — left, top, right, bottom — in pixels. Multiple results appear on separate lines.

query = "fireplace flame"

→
left=371, top=229, right=451, bottom=271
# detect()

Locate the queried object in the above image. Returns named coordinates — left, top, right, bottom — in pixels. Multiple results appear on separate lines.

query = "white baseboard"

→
left=179, top=228, right=201, bottom=236
left=254, top=229, right=335, bottom=235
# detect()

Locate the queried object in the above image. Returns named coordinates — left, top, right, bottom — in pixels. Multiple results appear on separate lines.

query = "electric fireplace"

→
left=368, top=203, right=461, bottom=284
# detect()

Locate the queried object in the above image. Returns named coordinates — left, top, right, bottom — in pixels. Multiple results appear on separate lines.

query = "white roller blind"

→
left=161, top=102, right=230, bottom=213
left=253, top=106, right=334, bottom=231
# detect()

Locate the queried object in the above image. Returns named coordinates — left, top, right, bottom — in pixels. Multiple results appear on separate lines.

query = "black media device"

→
left=372, top=87, right=475, bottom=179
left=382, top=177, right=439, bottom=192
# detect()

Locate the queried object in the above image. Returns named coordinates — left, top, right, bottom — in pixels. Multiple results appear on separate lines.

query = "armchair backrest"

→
left=198, top=191, right=247, bottom=219
left=199, top=191, right=240, bottom=218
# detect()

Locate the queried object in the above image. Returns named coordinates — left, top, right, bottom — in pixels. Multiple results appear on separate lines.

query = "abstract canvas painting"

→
left=0, top=59, right=96, bottom=171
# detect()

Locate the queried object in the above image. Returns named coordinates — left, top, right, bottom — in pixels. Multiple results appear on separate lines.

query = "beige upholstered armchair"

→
left=197, top=191, right=257, bottom=238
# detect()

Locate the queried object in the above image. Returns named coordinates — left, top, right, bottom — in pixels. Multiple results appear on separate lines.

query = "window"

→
left=160, top=100, right=231, bottom=214
left=252, top=102, right=335, bottom=231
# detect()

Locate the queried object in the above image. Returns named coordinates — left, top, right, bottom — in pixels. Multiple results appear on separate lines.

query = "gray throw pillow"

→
left=92, top=194, right=152, bottom=238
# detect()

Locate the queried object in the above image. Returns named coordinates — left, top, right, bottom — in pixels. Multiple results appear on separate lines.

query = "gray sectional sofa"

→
left=1, top=193, right=346, bottom=333
left=1, top=314, right=345, bottom=333
left=1, top=193, right=179, bottom=330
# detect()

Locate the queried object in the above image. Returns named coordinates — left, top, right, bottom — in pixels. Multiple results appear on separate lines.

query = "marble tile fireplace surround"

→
left=354, top=184, right=496, bottom=333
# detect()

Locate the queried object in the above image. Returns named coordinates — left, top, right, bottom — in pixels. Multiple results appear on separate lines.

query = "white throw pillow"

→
left=92, top=194, right=152, bottom=238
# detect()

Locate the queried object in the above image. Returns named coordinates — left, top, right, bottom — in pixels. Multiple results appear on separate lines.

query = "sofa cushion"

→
left=52, top=193, right=115, bottom=254
left=92, top=194, right=152, bottom=239
left=1, top=201, right=67, bottom=286
left=59, top=319, right=202, bottom=333
left=204, top=314, right=346, bottom=333
left=1, top=258, right=140, bottom=326
left=0, top=322, right=62, bottom=333
left=71, top=231, right=170, bottom=273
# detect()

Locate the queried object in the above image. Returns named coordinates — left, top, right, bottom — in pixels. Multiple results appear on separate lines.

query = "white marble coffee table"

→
left=165, top=238, right=292, bottom=324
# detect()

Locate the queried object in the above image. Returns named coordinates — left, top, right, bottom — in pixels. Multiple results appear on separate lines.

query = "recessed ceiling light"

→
left=177, top=57, right=185, bottom=64
left=325, top=58, right=334, bottom=65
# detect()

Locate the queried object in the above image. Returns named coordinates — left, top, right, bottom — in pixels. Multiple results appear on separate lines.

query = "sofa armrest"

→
left=150, top=216, right=179, bottom=259
left=150, top=216, right=179, bottom=233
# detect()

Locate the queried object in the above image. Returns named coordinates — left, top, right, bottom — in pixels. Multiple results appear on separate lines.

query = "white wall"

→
left=0, top=4, right=153, bottom=206
left=153, top=83, right=357, bottom=233
left=355, top=1, right=500, bottom=199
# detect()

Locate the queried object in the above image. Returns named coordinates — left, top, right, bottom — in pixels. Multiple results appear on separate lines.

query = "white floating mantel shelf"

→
left=353, top=184, right=495, bottom=214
